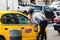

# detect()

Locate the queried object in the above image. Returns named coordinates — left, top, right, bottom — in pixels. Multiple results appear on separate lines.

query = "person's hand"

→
left=29, top=19, right=32, bottom=24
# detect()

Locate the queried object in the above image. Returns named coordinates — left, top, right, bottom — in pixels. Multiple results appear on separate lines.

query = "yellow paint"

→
left=0, top=11, right=47, bottom=40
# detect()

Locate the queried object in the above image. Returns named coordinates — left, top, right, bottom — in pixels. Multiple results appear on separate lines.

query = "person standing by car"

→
left=28, top=8, right=48, bottom=40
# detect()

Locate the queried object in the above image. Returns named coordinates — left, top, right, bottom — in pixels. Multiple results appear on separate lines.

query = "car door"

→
left=1, top=13, right=38, bottom=40
left=16, top=14, right=38, bottom=39
left=0, top=13, right=23, bottom=40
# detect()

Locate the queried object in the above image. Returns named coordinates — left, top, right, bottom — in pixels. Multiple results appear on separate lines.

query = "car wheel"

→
left=58, top=30, right=60, bottom=34
left=0, top=37, right=5, bottom=40
left=23, top=11, right=27, bottom=15
left=37, top=33, right=47, bottom=40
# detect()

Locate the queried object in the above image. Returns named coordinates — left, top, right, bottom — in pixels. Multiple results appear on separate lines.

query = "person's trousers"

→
left=39, top=20, right=47, bottom=40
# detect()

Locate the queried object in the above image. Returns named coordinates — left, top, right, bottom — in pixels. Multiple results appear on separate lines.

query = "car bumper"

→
left=53, top=23, right=60, bottom=30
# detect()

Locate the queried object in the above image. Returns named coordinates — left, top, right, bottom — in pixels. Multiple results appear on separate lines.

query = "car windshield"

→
left=44, top=6, right=51, bottom=12
left=1, top=14, right=29, bottom=24
left=51, top=1, right=60, bottom=5
left=31, top=6, right=42, bottom=12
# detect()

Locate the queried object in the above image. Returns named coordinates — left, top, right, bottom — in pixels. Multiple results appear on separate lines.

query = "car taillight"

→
left=25, top=28, right=32, bottom=33
left=54, top=18, right=59, bottom=23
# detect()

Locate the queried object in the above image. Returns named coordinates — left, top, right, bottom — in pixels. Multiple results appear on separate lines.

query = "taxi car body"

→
left=0, top=11, right=47, bottom=40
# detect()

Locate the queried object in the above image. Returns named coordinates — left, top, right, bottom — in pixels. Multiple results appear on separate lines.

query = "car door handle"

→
left=22, top=27, right=24, bottom=29
left=5, top=28, right=8, bottom=30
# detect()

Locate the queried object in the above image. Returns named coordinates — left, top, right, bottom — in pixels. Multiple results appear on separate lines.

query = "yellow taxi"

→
left=0, top=11, right=47, bottom=40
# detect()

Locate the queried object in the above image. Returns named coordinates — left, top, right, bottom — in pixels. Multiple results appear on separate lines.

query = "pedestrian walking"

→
left=28, top=8, right=48, bottom=40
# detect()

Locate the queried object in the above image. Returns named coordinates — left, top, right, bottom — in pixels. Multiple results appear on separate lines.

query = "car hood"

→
left=49, top=5, right=59, bottom=8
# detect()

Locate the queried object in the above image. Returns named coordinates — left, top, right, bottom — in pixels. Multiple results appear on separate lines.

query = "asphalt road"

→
left=47, top=24, right=60, bottom=40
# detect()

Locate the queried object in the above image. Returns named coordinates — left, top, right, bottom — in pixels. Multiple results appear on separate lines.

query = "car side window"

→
left=1, top=14, right=29, bottom=24
left=1, top=14, right=16, bottom=24
left=16, top=14, right=29, bottom=24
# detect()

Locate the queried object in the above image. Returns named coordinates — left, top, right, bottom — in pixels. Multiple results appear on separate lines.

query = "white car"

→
left=18, top=5, right=31, bottom=12
left=53, top=11, right=60, bottom=34
left=49, top=1, right=60, bottom=11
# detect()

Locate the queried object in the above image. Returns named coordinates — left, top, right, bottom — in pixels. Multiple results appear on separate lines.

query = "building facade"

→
left=21, top=0, right=56, bottom=5
left=22, top=0, right=45, bottom=5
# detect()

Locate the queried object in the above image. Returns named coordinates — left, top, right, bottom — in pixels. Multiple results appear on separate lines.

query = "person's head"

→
left=29, top=8, right=34, bottom=15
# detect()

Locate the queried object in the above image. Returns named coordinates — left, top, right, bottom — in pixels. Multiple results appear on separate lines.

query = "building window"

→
left=18, top=0, right=22, bottom=5
left=18, top=0, right=27, bottom=6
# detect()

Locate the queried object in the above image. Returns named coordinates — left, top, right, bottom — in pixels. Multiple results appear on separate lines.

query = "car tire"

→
left=58, top=30, right=60, bottom=34
left=37, top=33, right=47, bottom=40
left=23, top=11, right=27, bottom=15
left=0, top=37, right=5, bottom=40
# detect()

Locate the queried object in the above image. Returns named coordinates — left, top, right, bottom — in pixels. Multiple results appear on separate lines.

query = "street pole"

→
left=12, top=0, right=13, bottom=11
left=6, top=0, right=8, bottom=11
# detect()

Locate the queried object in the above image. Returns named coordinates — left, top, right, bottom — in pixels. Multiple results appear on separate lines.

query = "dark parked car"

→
left=53, top=11, right=60, bottom=34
